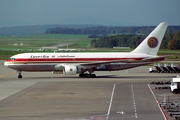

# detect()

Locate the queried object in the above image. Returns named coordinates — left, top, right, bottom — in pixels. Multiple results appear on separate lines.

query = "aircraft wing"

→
left=79, top=56, right=165, bottom=68
left=79, top=59, right=131, bottom=67
left=56, top=56, right=165, bottom=71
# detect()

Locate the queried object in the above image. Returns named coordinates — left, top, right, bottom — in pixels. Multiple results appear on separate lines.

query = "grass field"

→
left=0, top=34, right=180, bottom=60
left=0, top=34, right=91, bottom=51
left=0, top=34, right=92, bottom=59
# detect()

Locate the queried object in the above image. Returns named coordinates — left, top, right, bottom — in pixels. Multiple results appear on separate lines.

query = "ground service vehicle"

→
left=171, top=76, right=180, bottom=94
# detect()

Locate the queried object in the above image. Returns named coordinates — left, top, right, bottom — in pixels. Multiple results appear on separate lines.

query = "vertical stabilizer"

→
left=131, top=22, right=168, bottom=55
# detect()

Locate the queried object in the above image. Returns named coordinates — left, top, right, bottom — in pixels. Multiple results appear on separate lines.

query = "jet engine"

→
left=63, top=65, right=83, bottom=75
left=54, top=64, right=84, bottom=75
left=63, top=65, right=78, bottom=75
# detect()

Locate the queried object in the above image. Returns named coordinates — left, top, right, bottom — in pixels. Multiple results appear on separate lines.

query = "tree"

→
left=173, top=40, right=180, bottom=49
left=167, top=39, right=175, bottom=50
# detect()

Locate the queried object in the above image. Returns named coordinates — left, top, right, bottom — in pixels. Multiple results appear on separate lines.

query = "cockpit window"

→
left=8, top=58, right=16, bottom=61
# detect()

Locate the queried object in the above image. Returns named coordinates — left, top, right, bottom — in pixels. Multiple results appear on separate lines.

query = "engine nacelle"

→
left=96, top=65, right=106, bottom=70
left=63, top=65, right=78, bottom=75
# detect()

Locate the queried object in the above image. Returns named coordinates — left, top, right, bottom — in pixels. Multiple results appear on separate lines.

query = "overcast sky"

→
left=0, top=0, right=180, bottom=27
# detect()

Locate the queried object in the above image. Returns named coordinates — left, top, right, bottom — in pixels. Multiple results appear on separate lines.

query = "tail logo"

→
left=147, top=37, right=158, bottom=48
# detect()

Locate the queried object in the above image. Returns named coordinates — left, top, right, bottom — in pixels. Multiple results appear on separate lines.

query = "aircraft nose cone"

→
left=4, top=61, right=9, bottom=67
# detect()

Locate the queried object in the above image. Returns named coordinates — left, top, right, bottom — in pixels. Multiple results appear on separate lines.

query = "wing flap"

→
left=140, top=56, right=165, bottom=62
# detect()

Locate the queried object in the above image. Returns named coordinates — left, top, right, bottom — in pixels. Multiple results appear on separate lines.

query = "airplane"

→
left=4, top=22, right=168, bottom=78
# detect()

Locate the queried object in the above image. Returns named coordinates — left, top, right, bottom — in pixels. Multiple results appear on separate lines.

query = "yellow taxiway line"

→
left=0, top=72, right=16, bottom=78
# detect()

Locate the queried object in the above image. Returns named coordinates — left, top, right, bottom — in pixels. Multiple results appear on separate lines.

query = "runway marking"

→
left=0, top=72, right=16, bottom=78
left=106, top=84, right=116, bottom=120
left=148, top=84, right=168, bottom=120
left=131, top=84, right=138, bottom=119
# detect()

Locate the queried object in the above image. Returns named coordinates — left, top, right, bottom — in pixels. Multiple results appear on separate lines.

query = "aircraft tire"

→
left=91, top=74, right=96, bottom=78
left=18, top=75, right=22, bottom=78
left=79, top=74, right=84, bottom=78
left=84, top=73, right=88, bottom=78
left=79, top=73, right=96, bottom=78
left=86, top=74, right=91, bottom=78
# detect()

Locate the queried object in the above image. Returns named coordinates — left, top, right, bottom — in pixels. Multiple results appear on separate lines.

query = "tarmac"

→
left=0, top=60, right=178, bottom=120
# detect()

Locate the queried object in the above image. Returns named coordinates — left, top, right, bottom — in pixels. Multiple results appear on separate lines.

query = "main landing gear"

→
left=17, top=71, right=22, bottom=78
left=79, top=73, right=96, bottom=78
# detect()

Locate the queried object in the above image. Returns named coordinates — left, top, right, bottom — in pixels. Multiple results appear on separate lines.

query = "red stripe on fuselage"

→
left=6, top=57, right=143, bottom=62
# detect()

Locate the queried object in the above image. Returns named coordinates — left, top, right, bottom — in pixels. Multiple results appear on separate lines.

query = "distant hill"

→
left=0, top=24, right=99, bottom=36
left=0, top=24, right=180, bottom=36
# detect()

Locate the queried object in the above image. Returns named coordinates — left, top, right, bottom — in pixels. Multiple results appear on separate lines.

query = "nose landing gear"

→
left=17, top=71, right=22, bottom=78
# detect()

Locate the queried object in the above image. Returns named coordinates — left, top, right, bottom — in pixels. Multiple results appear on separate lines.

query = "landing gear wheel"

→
left=17, top=71, right=22, bottom=79
left=86, top=74, right=91, bottom=78
left=84, top=73, right=88, bottom=78
left=18, top=75, right=22, bottom=78
left=79, top=73, right=96, bottom=78
left=79, top=74, right=84, bottom=78
left=91, top=74, right=96, bottom=78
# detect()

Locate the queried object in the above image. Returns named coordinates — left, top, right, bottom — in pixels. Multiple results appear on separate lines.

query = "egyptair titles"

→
left=30, top=55, right=49, bottom=58
left=30, top=55, right=75, bottom=58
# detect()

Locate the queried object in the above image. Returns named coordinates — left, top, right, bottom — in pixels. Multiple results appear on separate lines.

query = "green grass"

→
left=0, top=34, right=93, bottom=60
left=0, top=34, right=91, bottom=50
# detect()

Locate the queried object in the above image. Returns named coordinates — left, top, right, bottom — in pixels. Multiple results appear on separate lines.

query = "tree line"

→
left=165, top=31, right=180, bottom=50
left=90, top=34, right=145, bottom=48
left=45, top=26, right=180, bottom=35
left=90, top=31, right=180, bottom=50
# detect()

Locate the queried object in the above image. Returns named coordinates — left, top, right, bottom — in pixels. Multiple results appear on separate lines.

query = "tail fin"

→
left=131, top=22, right=168, bottom=55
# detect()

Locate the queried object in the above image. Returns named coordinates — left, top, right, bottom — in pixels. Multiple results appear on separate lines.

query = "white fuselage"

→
left=4, top=52, right=152, bottom=72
